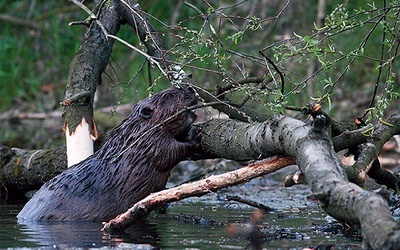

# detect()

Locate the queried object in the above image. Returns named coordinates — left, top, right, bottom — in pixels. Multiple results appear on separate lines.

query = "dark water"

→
left=1, top=191, right=362, bottom=249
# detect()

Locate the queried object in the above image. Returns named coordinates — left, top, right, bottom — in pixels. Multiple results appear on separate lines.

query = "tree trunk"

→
left=61, top=0, right=122, bottom=166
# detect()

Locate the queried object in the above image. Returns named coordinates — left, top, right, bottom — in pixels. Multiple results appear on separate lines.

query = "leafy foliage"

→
left=1, top=0, right=399, bottom=123
left=270, top=0, right=400, bottom=122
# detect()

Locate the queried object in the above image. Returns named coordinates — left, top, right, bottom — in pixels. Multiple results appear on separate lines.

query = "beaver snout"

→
left=175, top=111, right=197, bottom=140
left=168, top=84, right=198, bottom=139
left=181, top=84, right=198, bottom=107
left=187, top=110, right=197, bottom=124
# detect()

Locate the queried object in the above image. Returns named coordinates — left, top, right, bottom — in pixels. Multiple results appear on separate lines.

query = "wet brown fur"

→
left=17, top=85, right=198, bottom=221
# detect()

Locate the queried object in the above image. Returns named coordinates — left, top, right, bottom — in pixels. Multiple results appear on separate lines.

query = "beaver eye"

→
left=140, top=107, right=153, bottom=118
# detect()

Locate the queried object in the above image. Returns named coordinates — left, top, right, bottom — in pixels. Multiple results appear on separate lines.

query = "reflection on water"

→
left=2, top=203, right=252, bottom=249
left=0, top=199, right=362, bottom=249
left=18, top=218, right=160, bottom=249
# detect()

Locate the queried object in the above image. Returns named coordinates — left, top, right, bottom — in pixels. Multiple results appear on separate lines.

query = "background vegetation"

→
left=0, top=0, right=399, bottom=148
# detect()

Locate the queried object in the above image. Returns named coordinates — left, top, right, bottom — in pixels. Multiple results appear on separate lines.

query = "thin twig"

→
left=107, top=34, right=167, bottom=78
left=68, top=0, right=109, bottom=39
left=259, top=51, right=285, bottom=94
left=0, top=14, right=41, bottom=30
left=359, top=0, right=390, bottom=121
left=225, top=195, right=275, bottom=212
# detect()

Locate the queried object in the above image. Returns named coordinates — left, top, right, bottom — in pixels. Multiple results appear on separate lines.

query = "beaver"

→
left=17, top=85, right=198, bottom=221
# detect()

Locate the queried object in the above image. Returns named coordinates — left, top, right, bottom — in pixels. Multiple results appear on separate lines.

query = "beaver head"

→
left=99, top=84, right=199, bottom=165
left=132, top=84, right=197, bottom=141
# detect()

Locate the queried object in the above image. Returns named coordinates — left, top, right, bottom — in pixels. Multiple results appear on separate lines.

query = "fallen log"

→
left=0, top=146, right=66, bottom=199
left=102, top=115, right=400, bottom=249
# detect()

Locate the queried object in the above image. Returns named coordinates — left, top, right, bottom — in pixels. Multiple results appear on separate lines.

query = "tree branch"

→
left=101, top=155, right=295, bottom=234
left=0, top=14, right=41, bottom=30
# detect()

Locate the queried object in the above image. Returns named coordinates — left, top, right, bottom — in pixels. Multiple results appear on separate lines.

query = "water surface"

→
left=1, top=184, right=362, bottom=249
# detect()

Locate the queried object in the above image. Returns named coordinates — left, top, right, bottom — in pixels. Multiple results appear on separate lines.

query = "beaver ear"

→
left=140, top=106, right=153, bottom=119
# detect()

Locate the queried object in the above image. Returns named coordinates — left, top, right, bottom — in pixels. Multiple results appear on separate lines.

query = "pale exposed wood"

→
left=65, top=118, right=95, bottom=167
